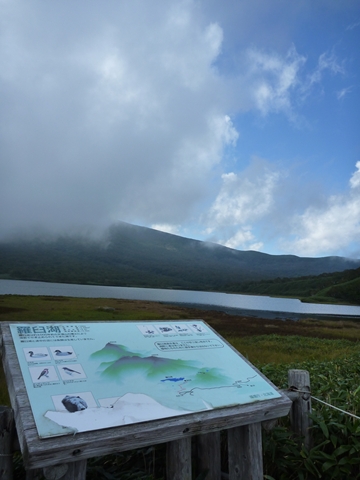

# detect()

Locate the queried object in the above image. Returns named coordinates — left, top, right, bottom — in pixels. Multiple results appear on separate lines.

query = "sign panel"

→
left=10, top=321, right=281, bottom=438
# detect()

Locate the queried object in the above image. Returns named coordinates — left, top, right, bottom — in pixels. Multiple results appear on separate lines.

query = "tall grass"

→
left=227, top=334, right=360, bottom=364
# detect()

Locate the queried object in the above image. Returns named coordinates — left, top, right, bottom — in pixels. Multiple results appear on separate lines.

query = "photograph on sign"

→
left=10, top=321, right=281, bottom=438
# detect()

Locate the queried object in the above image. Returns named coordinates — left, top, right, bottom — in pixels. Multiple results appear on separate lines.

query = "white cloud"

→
left=204, top=158, right=279, bottom=250
left=318, top=51, right=345, bottom=76
left=222, top=229, right=264, bottom=251
left=239, top=46, right=346, bottom=118
left=241, top=46, right=345, bottom=118
left=285, top=162, right=360, bottom=256
left=349, top=161, right=360, bottom=189
left=301, top=50, right=345, bottom=100
left=337, top=86, right=353, bottom=100
left=245, top=46, right=306, bottom=116
left=151, top=224, right=181, bottom=236
left=171, top=114, right=238, bottom=183
left=206, top=160, right=279, bottom=226
left=161, top=22, right=223, bottom=90
left=346, top=21, right=360, bottom=31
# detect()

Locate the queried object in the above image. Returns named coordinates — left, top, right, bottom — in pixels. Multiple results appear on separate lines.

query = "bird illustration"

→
left=54, top=349, right=73, bottom=356
left=28, top=351, right=48, bottom=358
left=175, top=327, right=188, bottom=332
left=192, top=324, right=202, bottom=332
left=61, top=395, right=88, bottom=412
left=37, top=368, right=49, bottom=380
left=62, top=367, right=81, bottom=376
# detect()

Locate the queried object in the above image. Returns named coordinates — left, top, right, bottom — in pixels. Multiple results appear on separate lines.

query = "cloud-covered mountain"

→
left=1, top=222, right=359, bottom=292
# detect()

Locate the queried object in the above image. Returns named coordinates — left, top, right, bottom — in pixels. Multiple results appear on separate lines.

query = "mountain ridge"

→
left=0, top=221, right=359, bottom=292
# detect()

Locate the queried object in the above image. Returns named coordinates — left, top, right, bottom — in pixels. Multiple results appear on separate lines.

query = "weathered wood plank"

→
left=288, top=369, right=312, bottom=450
left=227, top=422, right=263, bottom=480
left=166, top=437, right=191, bottom=480
left=196, top=431, right=221, bottom=480
left=19, top=396, right=291, bottom=470
left=1, top=330, right=32, bottom=458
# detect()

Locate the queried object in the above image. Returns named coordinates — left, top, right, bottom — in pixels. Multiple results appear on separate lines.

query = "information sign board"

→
left=9, top=320, right=281, bottom=439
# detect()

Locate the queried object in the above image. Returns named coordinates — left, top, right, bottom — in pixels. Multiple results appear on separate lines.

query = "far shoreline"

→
left=166, top=300, right=360, bottom=322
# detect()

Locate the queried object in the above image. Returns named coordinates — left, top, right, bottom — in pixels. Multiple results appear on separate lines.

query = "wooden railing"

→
left=0, top=369, right=311, bottom=480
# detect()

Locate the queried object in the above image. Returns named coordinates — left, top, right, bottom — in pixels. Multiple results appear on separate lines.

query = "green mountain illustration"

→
left=90, top=341, right=141, bottom=361
left=102, top=355, right=200, bottom=381
left=90, top=342, right=231, bottom=385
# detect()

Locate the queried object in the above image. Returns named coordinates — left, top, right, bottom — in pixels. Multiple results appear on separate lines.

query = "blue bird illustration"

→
left=37, top=368, right=49, bottom=380
left=28, top=351, right=48, bottom=358
left=54, top=349, right=73, bottom=356
left=62, top=367, right=81, bottom=376
left=61, top=395, right=88, bottom=412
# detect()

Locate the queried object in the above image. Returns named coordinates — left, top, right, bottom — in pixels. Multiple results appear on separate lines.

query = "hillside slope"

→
left=232, top=267, right=360, bottom=304
left=0, top=222, right=359, bottom=292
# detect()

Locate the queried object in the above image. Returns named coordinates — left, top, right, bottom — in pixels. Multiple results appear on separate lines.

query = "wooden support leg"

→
left=227, top=423, right=263, bottom=480
left=196, top=431, right=221, bottom=480
left=288, top=369, right=312, bottom=450
left=0, top=406, right=14, bottom=480
left=166, top=437, right=192, bottom=480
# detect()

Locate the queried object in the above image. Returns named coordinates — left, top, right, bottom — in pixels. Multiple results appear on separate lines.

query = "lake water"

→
left=1, top=279, right=360, bottom=319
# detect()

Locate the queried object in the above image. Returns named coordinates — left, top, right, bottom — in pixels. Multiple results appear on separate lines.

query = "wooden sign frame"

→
left=1, top=321, right=291, bottom=470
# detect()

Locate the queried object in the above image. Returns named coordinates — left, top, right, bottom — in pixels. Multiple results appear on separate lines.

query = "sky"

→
left=1, top=0, right=360, bottom=258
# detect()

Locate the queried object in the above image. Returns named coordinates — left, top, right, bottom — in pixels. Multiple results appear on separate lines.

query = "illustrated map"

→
left=10, top=321, right=281, bottom=438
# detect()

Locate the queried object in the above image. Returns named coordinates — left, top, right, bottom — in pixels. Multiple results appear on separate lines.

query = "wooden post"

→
left=166, top=437, right=192, bottom=480
left=0, top=406, right=15, bottom=480
left=288, top=369, right=312, bottom=450
left=227, top=422, right=263, bottom=480
left=196, top=431, right=221, bottom=480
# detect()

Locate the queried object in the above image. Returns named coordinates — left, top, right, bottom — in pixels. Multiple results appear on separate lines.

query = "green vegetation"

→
left=1, top=222, right=359, bottom=296
left=261, top=355, right=360, bottom=480
left=0, top=295, right=193, bottom=323
left=231, top=267, right=360, bottom=305
left=228, top=334, right=360, bottom=364
left=2, top=295, right=360, bottom=479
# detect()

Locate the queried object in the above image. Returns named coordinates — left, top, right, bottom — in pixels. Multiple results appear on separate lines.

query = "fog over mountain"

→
left=1, top=222, right=359, bottom=293
left=1, top=1, right=359, bottom=258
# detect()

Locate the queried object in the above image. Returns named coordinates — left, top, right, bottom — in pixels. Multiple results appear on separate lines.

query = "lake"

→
left=1, top=279, right=360, bottom=319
